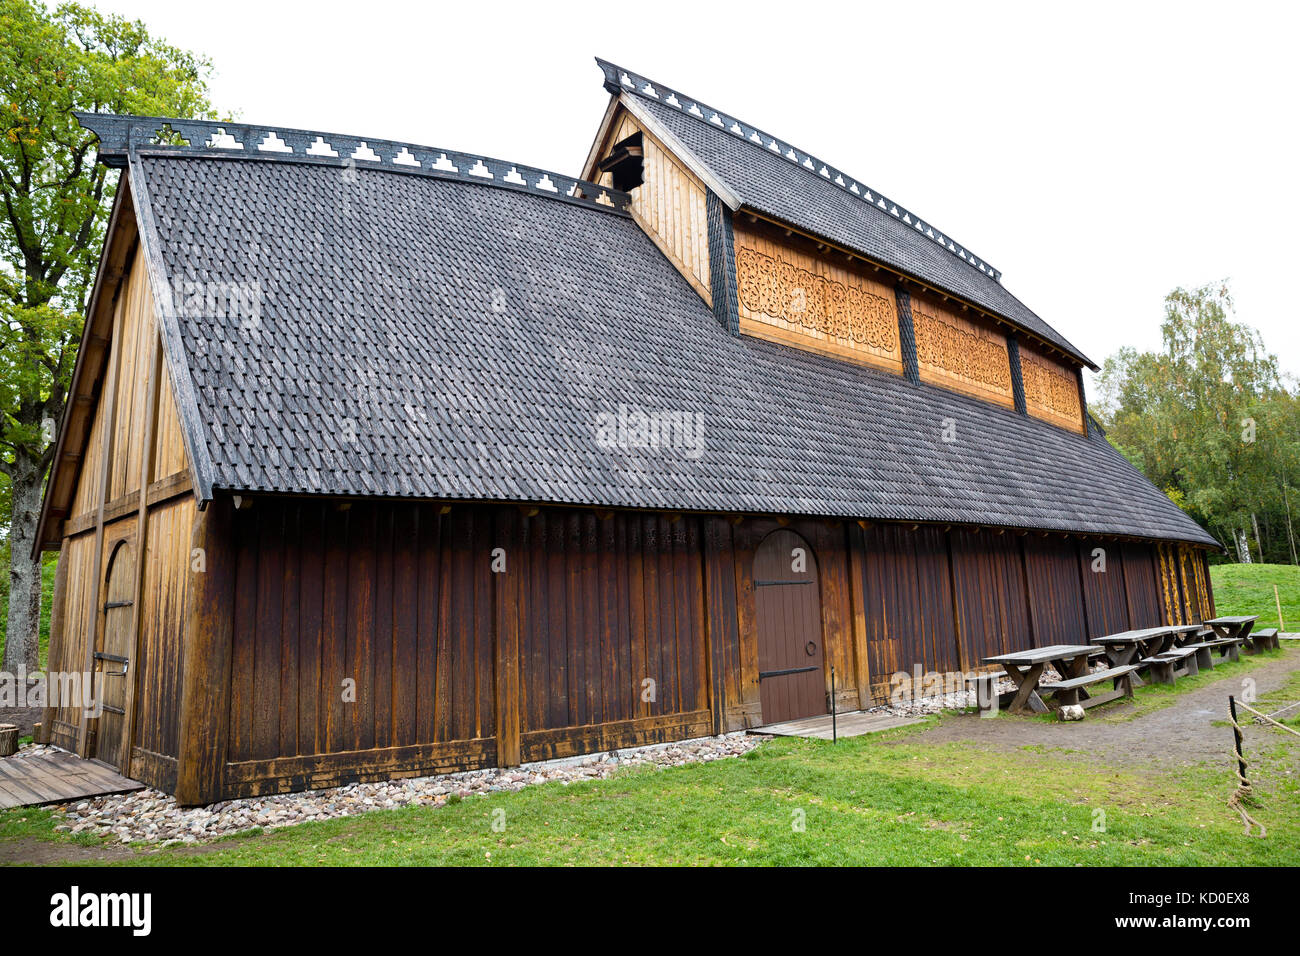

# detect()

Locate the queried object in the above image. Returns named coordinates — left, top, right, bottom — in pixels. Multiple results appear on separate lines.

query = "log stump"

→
left=0, top=723, right=18, bottom=757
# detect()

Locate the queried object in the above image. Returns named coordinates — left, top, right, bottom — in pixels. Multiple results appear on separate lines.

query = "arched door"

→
left=754, top=529, right=826, bottom=725
left=94, top=541, right=135, bottom=769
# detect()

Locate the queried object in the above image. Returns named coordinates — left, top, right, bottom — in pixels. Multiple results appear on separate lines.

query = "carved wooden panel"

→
left=732, top=226, right=901, bottom=372
left=1021, top=347, right=1083, bottom=432
left=910, top=296, right=1014, bottom=408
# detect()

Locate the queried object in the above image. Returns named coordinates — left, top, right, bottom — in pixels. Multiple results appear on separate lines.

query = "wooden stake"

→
left=1276, top=584, right=1286, bottom=632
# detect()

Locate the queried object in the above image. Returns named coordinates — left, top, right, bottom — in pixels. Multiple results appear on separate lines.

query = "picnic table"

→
left=1203, top=615, right=1259, bottom=652
left=981, top=644, right=1114, bottom=715
left=1090, top=626, right=1185, bottom=687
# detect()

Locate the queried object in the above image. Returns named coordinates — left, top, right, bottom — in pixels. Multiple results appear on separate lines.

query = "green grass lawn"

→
left=3, top=655, right=1297, bottom=866
left=1210, top=563, right=1300, bottom=630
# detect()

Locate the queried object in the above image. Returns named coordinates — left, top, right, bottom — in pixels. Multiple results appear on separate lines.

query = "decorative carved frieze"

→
left=1021, top=348, right=1082, bottom=430
left=735, top=244, right=899, bottom=355
left=911, top=304, right=1013, bottom=400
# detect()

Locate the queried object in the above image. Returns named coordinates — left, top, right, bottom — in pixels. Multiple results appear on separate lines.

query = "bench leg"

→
left=1225, top=643, right=1240, bottom=663
left=972, top=677, right=998, bottom=714
left=1052, top=688, right=1081, bottom=708
left=1182, top=654, right=1200, bottom=677
left=1195, top=647, right=1213, bottom=671
left=1149, top=661, right=1175, bottom=685
left=1005, top=664, right=1048, bottom=715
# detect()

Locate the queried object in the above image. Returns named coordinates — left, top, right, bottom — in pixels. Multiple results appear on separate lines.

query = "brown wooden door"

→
left=94, top=541, right=135, bottom=769
left=755, top=529, right=826, bottom=725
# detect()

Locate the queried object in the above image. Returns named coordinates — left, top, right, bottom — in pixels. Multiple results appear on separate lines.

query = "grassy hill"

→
left=1210, top=563, right=1300, bottom=630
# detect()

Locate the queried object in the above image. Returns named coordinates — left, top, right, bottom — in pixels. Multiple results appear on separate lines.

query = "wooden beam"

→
left=120, top=328, right=163, bottom=773
left=846, top=522, right=873, bottom=709
left=493, top=510, right=522, bottom=768
left=175, top=496, right=238, bottom=805
left=77, top=272, right=128, bottom=758
left=61, top=470, right=192, bottom=538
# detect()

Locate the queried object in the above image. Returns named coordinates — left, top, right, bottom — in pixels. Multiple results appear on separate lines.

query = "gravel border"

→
left=47, top=732, right=766, bottom=846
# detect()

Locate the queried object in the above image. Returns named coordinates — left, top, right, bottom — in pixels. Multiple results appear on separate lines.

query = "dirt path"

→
left=909, top=649, right=1300, bottom=769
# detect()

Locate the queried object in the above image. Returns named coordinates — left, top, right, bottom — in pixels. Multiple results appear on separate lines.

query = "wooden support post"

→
left=119, top=328, right=162, bottom=772
left=1229, top=695, right=1249, bottom=786
left=701, top=518, right=736, bottom=735
left=493, top=510, right=521, bottom=768
left=846, top=523, right=873, bottom=709
left=77, top=266, right=129, bottom=758
left=175, top=497, right=237, bottom=806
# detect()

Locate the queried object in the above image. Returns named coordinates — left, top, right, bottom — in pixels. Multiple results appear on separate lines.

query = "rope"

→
left=1255, top=698, right=1300, bottom=722
left=1238, top=700, right=1300, bottom=737
left=1227, top=698, right=1266, bottom=838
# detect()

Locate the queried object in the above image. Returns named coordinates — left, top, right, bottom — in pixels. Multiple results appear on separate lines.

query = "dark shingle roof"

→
left=132, top=152, right=1214, bottom=545
left=600, top=60, right=1094, bottom=368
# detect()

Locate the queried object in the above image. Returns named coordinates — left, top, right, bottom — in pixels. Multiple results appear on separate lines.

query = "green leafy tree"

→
left=1, top=0, right=216, bottom=672
left=1095, top=281, right=1296, bottom=562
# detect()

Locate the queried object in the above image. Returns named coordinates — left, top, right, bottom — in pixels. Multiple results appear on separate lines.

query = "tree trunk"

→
left=1285, top=484, right=1298, bottom=566
left=1251, top=512, right=1264, bottom=564
left=1235, top=528, right=1253, bottom=564
left=3, top=449, right=44, bottom=674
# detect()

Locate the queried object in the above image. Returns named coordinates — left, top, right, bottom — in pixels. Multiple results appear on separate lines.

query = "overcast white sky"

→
left=92, top=0, right=1300, bottom=391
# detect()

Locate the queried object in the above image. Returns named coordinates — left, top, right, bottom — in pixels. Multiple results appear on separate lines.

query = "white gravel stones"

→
left=47, top=732, right=764, bottom=846
left=8, top=743, right=61, bottom=760
left=865, top=676, right=1020, bottom=718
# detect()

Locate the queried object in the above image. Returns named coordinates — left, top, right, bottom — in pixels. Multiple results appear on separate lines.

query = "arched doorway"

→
left=94, top=540, right=135, bottom=769
left=754, top=529, right=826, bottom=725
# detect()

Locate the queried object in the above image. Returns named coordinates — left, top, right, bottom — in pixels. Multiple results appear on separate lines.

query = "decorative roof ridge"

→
left=74, top=112, right=632, bottom=215
left=595, top=59, right=1001, bottom=282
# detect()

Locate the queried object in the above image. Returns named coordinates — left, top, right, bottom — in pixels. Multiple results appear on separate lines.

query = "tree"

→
left=1, top=0, right=216, bottom=673
left=1095, top=281, right=1297, bottom=562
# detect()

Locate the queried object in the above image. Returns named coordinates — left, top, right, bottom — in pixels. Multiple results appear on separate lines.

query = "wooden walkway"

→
left=751, top=710, right=922, bottom=740
left=0, top=751, right=143, bottom=809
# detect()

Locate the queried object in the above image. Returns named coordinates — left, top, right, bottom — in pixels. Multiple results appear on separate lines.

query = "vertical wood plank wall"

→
left=594, top=111, right=712, bottom=304
left=41, top=248, right=194, bottom=792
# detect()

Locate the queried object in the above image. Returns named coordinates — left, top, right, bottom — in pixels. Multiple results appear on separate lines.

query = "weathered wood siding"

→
left=856, top=524, right=961, bottom=694
left=224, top=502, right=495, bottom=769
left=216, top=501, right=719, bottom=795
left=42, top=246, right=194, bottom=792
left=949, top=529, right=1034, bottom=667
left=132, top=496, right=195, bottom=773
left=516, top=511, right=711, bottom=760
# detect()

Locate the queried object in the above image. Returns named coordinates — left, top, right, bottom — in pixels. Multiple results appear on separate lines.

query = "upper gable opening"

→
left=597, top=131, right=644, bottom=192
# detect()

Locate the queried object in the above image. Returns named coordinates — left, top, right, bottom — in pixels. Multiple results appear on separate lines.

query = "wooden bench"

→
left=1251, top=627, right=1280, bottom=652
left=964, top=670, right=1009, bottom=714
left=1179, top=639, right=1232, bottom=672
left=1209, top=636, right=1243, bottom=663
left=1140, top=646, right=1198, bottom=684
left=1039, top=664, right=1140, bottom=709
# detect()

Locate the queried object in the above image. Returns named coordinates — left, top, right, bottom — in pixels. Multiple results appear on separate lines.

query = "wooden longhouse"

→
left=35, top=59, right=1220, bottom=804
